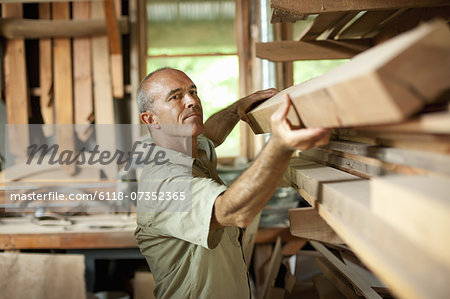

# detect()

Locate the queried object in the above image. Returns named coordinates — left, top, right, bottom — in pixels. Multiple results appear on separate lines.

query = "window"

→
left=146, top=0, right=239, bottom=157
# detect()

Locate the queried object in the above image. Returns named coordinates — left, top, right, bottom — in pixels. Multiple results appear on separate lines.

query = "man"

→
left=135, top=68, right=329, bottom=298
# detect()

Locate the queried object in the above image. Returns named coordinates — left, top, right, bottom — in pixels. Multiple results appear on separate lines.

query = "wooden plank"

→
left=256, top=39, right=372, bottom=62
left=39, top=3, right=54, bottom=137
left=138, top=0, right=147, bottom=81
left=248, top=20, right=450, bottom=132
left=0, top=17, right=129, bottom=39
left=91, top=1, right=117, bottom=180
left=2, top=3, right=29, bottom=158
left=286, top=158, right=450, bottom=299
left=371, top=175, right=450, bottom=268
left=104, top=0, right=124, bottom=98
left=260, top=237, right=282, bottom=299
left=315, top=258, right=363, bottom=299
left=299, top=12, right=349, bottom=40
left=311, top=241, right=381, bottom=298
left=52, top=3, right=73, bottom=124
left=334, top=131, right=450, bottom=154
left=91, top=1, right=114, bottom=124
left=323, top=140, right=450, bottom=176
left=355, top=111, right=450, bottom=134
left=337, top=10, right=398, bottom=39
left=129, top=0, right=140, bottom=127
left=324, top=12, right=359, bottom=39
left=289, top=207, right=344, bottom=244
left=375, top=6, right=450, bottom=43
left=271, top=8, right=307, bottom=23
left=73, top=1, right=93, bottom=142
left=53, top=2, right=76, bottom=176
left=236, top=0, right=254, bottom=159
left=270, top=0, right=450, bottom=15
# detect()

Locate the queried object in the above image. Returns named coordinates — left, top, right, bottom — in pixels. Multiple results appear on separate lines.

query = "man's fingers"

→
left=271, top=95, right=290, bottom=123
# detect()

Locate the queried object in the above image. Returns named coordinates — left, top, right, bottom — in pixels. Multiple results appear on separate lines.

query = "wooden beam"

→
left=129, top=0, right=141, bottom=126
left=375, top=6, right=450, bottom=43
left=311, top=241, right=381, bottom=298
left=52, top=2, right=76, bottom=176
left=91, top=1, right=117, bottom=180
left=0, top=17, right=129, bottom=39
left=299, top=12, right=349, bottom=40
left=73, top=1, right=93, bottom=142
left=270, top=0, right=450, bottom=15
left=333, top=129, right=450, bottom=154
left=52, top=2, right=73, bottom=125
left=323, top=140, right=450, bottom=176
left=249, top=20, right=450, bottom=132
left=236, top=0, right=254, bottom=159
left=256, top=39, right=372, bottom=62
left=355, top=111, right=450, bottom=134
left=289, top=207, right=344, bottom=244
left=104, top=0, right=124, bottom=98
left=38, top=3, right=54, bottom=138
left=271, top=8, right=307, bottom=23
left=371, top=175, right=450, bottom=268
left=337, top=10, right=399, bottom=39
left=323, top=12, right=360, bottom=39
left=285, top=158, right=450, bottom=299
left=2, top=3, right=29, bottom=157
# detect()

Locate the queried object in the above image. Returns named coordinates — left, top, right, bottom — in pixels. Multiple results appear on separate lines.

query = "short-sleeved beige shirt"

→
left=135, top=136, right=250, bottom=299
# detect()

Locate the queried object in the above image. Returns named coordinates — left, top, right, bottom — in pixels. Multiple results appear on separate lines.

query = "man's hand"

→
left=270, top=94, right=330, bottom=152
left=236, top=88, right=278, bottom=123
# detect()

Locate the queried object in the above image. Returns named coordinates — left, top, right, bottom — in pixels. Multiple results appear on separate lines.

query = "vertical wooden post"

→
left=3, top=4, right=29, bottom=158
left=91, top=0, right=117, bottom=179
left=236, top=0, right=254, bottom=159
left=53, top=2, right=76, bottom=175
left=104, top=0, right=124, bottom=98
left=73, top=1, right=93, bottom=142
left=39, top=3, right=54, bottom=137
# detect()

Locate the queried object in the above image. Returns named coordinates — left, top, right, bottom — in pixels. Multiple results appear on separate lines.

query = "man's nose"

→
left=185, top=93, right=199, bottom=108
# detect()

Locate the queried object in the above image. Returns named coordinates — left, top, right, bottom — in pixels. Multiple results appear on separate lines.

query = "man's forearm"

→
left=203, top=103, right=239, bottom=147
left=213, top=138, right=293, bottom=228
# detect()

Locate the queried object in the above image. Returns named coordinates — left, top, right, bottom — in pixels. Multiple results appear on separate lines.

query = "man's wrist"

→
left=267, top=137, right=295, bottom=156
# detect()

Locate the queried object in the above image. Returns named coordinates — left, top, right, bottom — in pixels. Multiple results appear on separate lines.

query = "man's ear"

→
left=140, top=111, right=160, bottom=128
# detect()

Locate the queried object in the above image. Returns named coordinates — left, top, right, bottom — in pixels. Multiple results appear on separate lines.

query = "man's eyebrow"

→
left=165, top=85, right=197, bottom=100
left=165, top=88, right=182, bottom=100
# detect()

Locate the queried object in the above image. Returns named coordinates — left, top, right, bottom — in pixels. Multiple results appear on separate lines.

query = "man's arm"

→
left=203, top=88, right=278, bottom=147
left=212, top=95, right=330, bottom=228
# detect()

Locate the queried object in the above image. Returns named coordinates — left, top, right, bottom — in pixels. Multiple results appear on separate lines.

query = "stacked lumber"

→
left=0, top=1, right=148, bottom=181
left=250, top=19, right=450, bottom=299
left=248, top=20, right=450, bottom=133
left=0, top=2, right=131, bottom=134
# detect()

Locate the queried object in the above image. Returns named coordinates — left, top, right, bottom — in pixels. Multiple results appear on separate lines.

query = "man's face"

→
left=144, top=69, right=204, bottom=137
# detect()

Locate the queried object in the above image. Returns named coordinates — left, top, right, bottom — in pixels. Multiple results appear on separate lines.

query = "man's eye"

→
left=171, top=95, right=180, bottom=100
left=190, top=90, right=197, bottom=96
